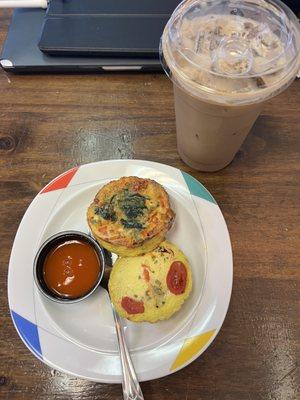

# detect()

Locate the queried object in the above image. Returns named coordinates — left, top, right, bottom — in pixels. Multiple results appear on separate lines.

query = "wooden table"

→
left=0, top=10, right=299, bottom=400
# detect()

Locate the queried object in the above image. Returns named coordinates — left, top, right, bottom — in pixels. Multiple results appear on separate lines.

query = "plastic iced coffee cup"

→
left=160, top=0, right=300, bottom=171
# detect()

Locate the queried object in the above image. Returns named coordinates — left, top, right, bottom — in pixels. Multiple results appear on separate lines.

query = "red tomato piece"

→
left=166, top=261, right=187, bottom=295
left=142, top=267, right=150, bottom=282
left=121, top=297, right=145, bottom=314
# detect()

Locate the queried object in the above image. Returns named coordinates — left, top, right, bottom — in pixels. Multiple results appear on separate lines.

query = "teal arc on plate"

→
left=181, top=171, right=216, bottom=204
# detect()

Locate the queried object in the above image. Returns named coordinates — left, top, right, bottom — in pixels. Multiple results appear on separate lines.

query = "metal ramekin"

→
left=33, top=231, right=105, bottom=304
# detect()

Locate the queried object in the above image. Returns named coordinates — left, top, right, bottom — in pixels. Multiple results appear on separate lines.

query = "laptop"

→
left=0, top=0, right=180, bottom=73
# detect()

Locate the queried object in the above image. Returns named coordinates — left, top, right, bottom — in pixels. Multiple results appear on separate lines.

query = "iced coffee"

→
left=161, top=0, right=300, bottom=171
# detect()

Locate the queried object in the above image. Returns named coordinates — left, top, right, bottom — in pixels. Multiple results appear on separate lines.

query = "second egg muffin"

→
left=108, top=241, right=192, bottom=323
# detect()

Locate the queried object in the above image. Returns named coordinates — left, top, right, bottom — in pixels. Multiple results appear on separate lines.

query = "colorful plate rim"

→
left=8, top=159, right=233, bottom=382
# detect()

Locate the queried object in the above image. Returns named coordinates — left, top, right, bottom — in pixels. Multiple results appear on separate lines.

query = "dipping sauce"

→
left=43, top=239, right=101, bottom=299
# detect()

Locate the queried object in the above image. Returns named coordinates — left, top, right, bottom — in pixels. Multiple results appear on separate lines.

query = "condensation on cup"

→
left=160, top=0, right=300, bottom=171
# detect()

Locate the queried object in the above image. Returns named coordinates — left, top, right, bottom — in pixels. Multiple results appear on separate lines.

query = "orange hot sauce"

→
left=43, top=239, right=101, bottom=299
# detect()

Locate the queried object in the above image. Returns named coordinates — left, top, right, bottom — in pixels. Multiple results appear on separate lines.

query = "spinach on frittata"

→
left=118, top=190, right=147, bottom=219
left=94, top=199, right=117, bottom=222
left=118, top=189, right=147, bottom=229
left=95, top=188, right=149, bottom=230
left=120, top=219, right=144, bottom=229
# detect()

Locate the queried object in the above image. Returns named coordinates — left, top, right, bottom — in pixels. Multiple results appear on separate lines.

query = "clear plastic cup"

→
left=160, top=0, right=300, bottom=171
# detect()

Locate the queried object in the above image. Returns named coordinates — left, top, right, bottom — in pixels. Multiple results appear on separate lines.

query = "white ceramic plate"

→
left=8, top=160, right=232, bottom=382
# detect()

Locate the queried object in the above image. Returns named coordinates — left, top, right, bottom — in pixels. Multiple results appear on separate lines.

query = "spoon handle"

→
left=112, top=307, right=144, bottom=400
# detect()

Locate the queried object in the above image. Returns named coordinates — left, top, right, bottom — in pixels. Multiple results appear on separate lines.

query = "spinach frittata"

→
left=87, top=177, right=175, bottom=256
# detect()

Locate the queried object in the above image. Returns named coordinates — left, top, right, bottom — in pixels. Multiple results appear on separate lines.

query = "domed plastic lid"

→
left=161, top=0, right=300, bottom=104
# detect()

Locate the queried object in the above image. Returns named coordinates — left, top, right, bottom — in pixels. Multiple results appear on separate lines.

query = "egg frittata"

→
left=87, top=177, right=175, bottom=256
left=108, top=241, right=192, bottom=322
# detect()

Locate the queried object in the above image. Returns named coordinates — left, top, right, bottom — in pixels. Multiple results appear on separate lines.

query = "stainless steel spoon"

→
left=102, top=250, right=144, bottom=400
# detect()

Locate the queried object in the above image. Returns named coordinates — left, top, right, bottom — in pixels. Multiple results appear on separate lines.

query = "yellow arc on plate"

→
left=171, top=329, right=215, bottom=371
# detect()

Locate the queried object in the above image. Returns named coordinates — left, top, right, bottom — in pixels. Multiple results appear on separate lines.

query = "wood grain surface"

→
left=0, top=10, right=299, bottom=400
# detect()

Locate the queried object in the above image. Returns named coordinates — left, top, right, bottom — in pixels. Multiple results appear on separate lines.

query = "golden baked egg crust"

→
left=87, top=177, right=175, bottom=256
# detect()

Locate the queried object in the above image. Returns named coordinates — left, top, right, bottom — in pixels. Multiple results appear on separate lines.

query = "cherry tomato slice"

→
left=121, top=296, right=145, bottom=314
left=166, top=261, right=187, bottom=295
left=142, top=267, right=150, bottom=282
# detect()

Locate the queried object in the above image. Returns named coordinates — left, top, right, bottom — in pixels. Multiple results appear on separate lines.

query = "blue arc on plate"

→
left=11, top=310, right=42, bottom=359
